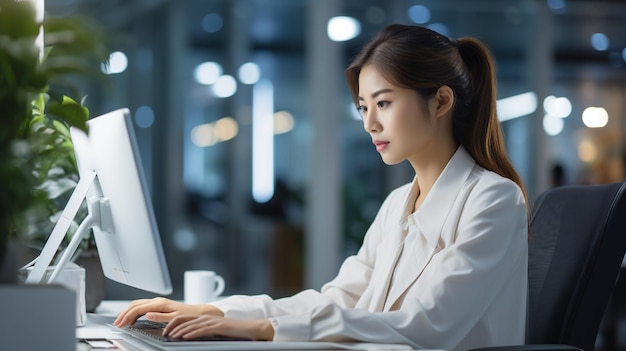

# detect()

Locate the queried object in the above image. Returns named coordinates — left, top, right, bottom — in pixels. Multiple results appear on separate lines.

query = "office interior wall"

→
left=44, top=0, right=626, bottom=300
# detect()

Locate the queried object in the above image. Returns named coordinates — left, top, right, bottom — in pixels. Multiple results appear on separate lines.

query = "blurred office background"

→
left=45, top=0, right=626, bottom=347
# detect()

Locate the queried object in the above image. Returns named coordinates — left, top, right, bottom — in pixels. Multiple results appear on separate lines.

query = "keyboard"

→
left=123, top=319, right=251, bottom=342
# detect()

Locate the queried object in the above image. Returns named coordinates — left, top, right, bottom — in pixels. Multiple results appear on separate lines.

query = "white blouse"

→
left=211, top=147, right=529, bottom=351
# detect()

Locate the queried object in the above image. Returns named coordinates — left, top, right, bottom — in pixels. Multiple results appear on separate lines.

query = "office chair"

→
left=471, top=181, right=626, bottom=351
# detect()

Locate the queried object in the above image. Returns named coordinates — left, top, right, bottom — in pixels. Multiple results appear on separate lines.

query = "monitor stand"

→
left=25, top=170, right=112, bottom=284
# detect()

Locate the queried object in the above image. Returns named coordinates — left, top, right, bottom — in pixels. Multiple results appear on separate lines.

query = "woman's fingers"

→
left=166, top=315, right=228, bottom=339
left=145, top=311, right=178, bottom=323
left=180, top=326, right=222, bottom=340
left=114, top=298, right=151, bottom=323
left=163, top=315, right=272, bottom=341
left=114, top=297, right=177, bottom=327
left=163, top=315, right=201, bottom=337
left=114, top=297, right=220, bottom=328
left=114, top=301, right=148, bottom=327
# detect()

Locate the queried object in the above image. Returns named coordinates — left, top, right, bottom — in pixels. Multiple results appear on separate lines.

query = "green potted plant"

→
left=27, top=93, right=109, bottom=312
left=0, top=0, right=110, bottom=291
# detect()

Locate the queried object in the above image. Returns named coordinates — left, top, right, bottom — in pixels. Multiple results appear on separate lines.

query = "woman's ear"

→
left=433, top=85, right=455, bottom=119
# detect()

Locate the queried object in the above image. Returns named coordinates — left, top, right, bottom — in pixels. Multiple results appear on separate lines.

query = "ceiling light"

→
left=496, top=92, right=537, bottom=121
left=578, top=139, right=598, bottom=163
left=546, top=0, right=565, bottom=12
left=101, top=51, right=128, bottom=74
left=238, top=62, right=261, bottom=85
left=543, top=114, right=564, bottom=136
left=191, top=124, right=216, bottom=147
left=252, top=80, right=274, bottom=203
left=194, top=62, right=222, bottom=85
left=582, top=107, right=608, bottom=128
left=214, top=117, right=238, bottom=141
left=591, top=33, right=609, bottom=51
left=543, top=95, right=572, bottom=118
left=327, top=16, right=361, bottom=42
left=202, top=13, right=223, bottom=33
left=134, top=106, right=154, bottom=129
left=212, top=75, right=237, bottom=98
left=408, top=5, right=430, bottom=24
left=274, top=111, right=295, bottom=135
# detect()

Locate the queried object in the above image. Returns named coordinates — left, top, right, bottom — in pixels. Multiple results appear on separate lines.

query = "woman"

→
left=114, top=24, right=529, bottom=351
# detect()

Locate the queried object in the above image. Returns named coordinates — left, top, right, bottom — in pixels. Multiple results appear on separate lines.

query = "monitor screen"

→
left=69, top=108, right=172, bottom=295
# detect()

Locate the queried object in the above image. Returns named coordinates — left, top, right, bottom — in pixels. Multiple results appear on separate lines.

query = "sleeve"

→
left=317, top=190, right=391, bottom=307
left=268, top=190, right=402, bottom=317
left=269, top=178, right=528, bottom=349
left=209, top=187, right=398, bottom=320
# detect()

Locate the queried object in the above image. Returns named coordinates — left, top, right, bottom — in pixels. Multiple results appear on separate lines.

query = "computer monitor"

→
left=25, top=108, right=172, bottom=295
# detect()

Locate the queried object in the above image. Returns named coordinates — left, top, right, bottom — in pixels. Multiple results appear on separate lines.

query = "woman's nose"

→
left=363, top=111, right=380, bottom=133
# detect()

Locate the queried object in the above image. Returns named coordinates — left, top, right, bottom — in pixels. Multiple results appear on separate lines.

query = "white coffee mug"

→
left=184, top=270, right=225, bottom=304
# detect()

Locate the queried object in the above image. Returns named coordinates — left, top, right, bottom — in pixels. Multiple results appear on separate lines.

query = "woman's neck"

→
left=409, top=142, right=458, bottom=212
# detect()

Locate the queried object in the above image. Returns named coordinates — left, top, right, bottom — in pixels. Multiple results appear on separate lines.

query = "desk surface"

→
left=95, top=300, right=132, bottom=315
left=78, top=300, right=145, bottom=350
left=79, top=301, right=423, bottom=351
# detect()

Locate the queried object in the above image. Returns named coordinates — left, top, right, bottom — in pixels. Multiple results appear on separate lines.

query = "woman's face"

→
left=357, top=64, right=443, bottom=166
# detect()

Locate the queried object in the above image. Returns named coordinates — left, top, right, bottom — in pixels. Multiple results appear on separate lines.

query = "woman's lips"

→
left=374, top=141, right=389, bottom=152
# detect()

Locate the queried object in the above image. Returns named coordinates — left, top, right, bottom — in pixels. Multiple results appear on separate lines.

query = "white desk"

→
left=78, top=300, right=128, bottom=340
left=79, top=301, right=422, bottom=351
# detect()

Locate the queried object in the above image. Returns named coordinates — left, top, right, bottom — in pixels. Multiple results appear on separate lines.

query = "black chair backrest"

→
left=527, top=182, right=626, bottom=351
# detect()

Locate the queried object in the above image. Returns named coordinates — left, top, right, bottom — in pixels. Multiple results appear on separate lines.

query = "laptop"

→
left=110, top=318, right=412, bottom=351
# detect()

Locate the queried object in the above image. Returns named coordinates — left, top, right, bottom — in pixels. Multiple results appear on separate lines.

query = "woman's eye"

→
left=357, top=105, right=367, bottom=115
left=377, top=101, right=389, bottom=109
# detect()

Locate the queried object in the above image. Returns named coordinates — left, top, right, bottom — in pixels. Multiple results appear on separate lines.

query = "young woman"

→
left=114, top=24, right=529, bottom=351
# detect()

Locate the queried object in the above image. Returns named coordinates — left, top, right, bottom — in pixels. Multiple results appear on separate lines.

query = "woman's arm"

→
left=210, top=189, right=400, bottom=320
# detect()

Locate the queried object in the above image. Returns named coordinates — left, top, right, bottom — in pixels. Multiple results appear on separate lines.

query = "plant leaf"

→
left=36, top=178, right=77, bottom=200
left=46, top=97, right=89, bottom=132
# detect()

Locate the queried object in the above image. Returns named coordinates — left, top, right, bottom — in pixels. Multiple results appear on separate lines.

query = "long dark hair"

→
left=346, top=24, right=528, bottom=214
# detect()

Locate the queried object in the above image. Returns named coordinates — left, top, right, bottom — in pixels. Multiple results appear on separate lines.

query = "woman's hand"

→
left=163, top=315, right=275, bottom=341
left=113, top=297, right=224, bottom=327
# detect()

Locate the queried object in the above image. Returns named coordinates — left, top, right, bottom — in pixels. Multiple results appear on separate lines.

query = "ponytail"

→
left=456, top=38, right=529, bottom=215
